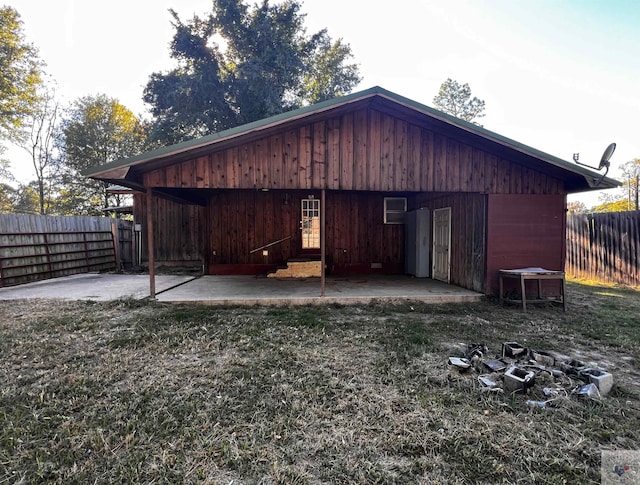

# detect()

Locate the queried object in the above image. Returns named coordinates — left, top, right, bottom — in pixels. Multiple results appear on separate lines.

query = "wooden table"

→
left=499, top=267, right=566, bottom=312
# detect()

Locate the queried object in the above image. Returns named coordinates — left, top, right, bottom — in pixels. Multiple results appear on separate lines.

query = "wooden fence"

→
left=0, top=214, right=133, bottom=287
left=566, top=211, right=640, bottom=287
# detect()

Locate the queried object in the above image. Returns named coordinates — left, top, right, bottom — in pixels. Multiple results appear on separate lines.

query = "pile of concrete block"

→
left=447, top=341, right=614, bottom=402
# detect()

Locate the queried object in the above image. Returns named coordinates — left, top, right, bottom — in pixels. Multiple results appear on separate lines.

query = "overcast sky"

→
left=5, top=0, right=639, bottom=207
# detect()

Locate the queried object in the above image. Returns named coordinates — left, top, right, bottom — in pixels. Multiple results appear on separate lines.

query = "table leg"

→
left=499, top=275, right=504, bottom=306
left=520, top=275, right=527, bottom=312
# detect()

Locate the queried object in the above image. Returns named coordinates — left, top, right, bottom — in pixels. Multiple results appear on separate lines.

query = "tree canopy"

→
left=588, top=159, right=640, bottom=213
left=144, top=0, right=361, bottom=144
left=0, top=6, right=42, bottom=143
left=620, top=158, right=640, bottom=211
left=58, top=94, right=148, bottom=214
left=433, top=78, right=485, bottom=123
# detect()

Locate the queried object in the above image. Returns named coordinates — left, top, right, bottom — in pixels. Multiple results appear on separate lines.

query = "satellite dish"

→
left=598, top=142, right=616, bottom=170
left=573, top=142, right=616, bottom=187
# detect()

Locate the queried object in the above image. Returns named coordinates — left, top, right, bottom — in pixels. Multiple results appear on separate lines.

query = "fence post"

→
left=111, top=220, right=120, bottom=271
left=43, top=233, right=53, bottom=279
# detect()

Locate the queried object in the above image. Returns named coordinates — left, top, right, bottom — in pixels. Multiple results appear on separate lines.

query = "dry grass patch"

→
left=1, top=282, right=639, bottom=483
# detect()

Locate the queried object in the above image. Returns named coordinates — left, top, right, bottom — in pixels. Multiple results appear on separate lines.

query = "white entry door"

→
left=432, top=207, right=451, bottom=283
left=301, top=198, right=320, bottom=251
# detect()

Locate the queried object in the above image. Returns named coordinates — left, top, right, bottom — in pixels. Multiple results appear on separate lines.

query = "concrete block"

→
left=561, top=359, right=586, bottom=375
left=503, top=366, right=535, bottom=393
left=581, top=368, right=613, bottom=396
left=530, top=349, right=556, bottom=367
left=448, top=357, right=471, bottom=370
left=502, top=342, right=527, bottom=359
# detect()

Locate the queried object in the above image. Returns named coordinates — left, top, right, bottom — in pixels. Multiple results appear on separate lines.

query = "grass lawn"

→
left=1, top=280, right=639, bottom=484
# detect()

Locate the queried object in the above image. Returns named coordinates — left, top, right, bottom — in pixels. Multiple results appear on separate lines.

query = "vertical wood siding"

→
left=203, top=190, right=404, bottom=272
left=416, top=193, right=487, bottom=293
left=137, top=106, right=569, bottom=292
left=134, top=194, right=205, bottom=265
left=143, top=107, right=564, bottom=196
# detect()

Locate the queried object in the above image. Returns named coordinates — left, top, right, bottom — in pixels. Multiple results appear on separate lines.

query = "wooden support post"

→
left=146, top=187, right=156, bottom=299
left=321, top=188, right=326, bottom=297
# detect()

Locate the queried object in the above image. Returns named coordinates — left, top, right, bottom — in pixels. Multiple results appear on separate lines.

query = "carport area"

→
left=0, top=274, right=483, bottom=305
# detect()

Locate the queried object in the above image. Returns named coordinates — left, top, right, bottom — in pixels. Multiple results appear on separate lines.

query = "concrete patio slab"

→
left=0, top=273, right=195, bottom=301
left=0, top=274, right=484, bottom=305
left=156, top=275, right=484, bottom=305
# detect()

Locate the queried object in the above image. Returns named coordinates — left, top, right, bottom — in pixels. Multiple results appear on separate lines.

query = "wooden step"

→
left=267, top=260, right=322, bottom=278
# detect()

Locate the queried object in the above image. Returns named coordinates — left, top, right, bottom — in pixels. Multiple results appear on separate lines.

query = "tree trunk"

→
left=38, top=178, right=45, bottom=215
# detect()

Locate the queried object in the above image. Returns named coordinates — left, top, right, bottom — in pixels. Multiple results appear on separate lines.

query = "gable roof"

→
left=84, top=86, right=620, bottom=192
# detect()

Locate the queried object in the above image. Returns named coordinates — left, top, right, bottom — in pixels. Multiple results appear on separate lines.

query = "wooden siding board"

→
left=326, top=119, right=341, bottom=190
left=407, top=124, right=421, bottom=192
left=226, top=148, right=239, bottom=189
left=283, top=129, right=299, bottom=189
left=354, top=109, right=368, bottom=190
left=422, top=130, right=434, bottom=191
left=381, top=114, right=394, bottom=191
left=510, top=162, right=523, bottom=194
left=487, top=154, right=498, bottom=193
left=459, top=143, right=473, bottom=191
left=496, top=158, right=510, bottom=194
left=446, top=139, right=460, bottom=192
left=238, top=145, right=253, bottom=188
left=299, top=125, right=313, bottom=189
left=340, top=113, right=354, bottom=190
left=433, top=133, right=447, bottom=191
left=256, top=139, right=269, bottom=189
left=209, top=152, right=222, bottom=188
left=395, top=119, right=408, bottom=191
left=368, top=110, right=382, bottom=191
left=195, top=156, right=207, bottom=188
left=269, top=133, right=284, bottom=189
left=182, top=160, right=196, bottom=188
left=312, top=121, right=327, bottom=189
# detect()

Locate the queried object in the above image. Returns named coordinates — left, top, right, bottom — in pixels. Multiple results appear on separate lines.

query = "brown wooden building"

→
left=85, top=87, right=618, bottom=295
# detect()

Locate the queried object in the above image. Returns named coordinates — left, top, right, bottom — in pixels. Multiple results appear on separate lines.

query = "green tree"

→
left=0, top=7, right=42, bottom=144
left=0, top=182, right=17, bottom=212
left=620, top=159, right=640, bottom=211
left=433, top=78, right=485, bottom=123
left=59, top=94, right=148, bottom=214
left=591, top=191, right=629, bottom=213
left=11, top=181, right=39, bottom=214
left=567, top=200, right=587, bottom=214
left=144, top=0, right=361, bottom=144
